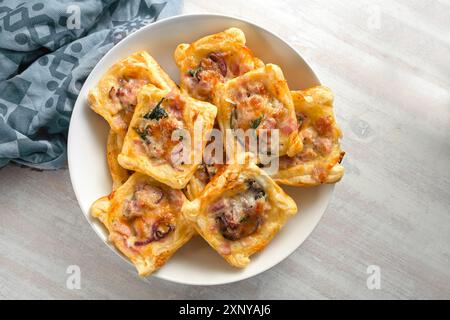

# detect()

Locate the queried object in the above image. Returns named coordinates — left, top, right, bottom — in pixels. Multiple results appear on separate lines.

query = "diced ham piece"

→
left=111, top=219, right=132, bottom=237
left=134, top=185, right=164, bottom=208
left=116, top=78, right=147, bottom=108
left=280, top=118, right=298, bottom=135
left=260, top=117, right=277, bottom=130
left=123, top=199, right=144, bottom=218
left=315, top=116, right=333, bottom=136
left=209, top=52, right=227, bottom=77
left=315, top=137, right=332, bottom=155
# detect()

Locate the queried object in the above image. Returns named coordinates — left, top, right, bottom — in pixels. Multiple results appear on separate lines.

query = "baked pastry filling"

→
left=210, top=179, right=267, bottom=241
left=193, top=163, right=220, bottom=186
left=109, top=78, right=149, bottom=130
left=133, top=91, right=186, bottom=167
left=116, top=182, right=183, bottom=247
left=228, top=80, right=297, bottom=138
left=279, top=114, right=335, bottom=182
left=186, top=51, right=254, bottom=101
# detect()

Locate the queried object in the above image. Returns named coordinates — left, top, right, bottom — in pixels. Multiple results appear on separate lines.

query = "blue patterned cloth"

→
left=0, top=0, right=181, bottom=169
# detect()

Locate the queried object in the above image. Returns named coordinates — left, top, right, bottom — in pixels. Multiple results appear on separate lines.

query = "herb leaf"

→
left=187, top=67, right=203, bottom=79
left=297, top=113, right=305, bottom=129
left=134, top=127, right=148, bottom=142
left=250, top=116, right=263, bottom=129
left=239, top=215, right=249, bottom=223
left=143, top=98, right=167, bottom=121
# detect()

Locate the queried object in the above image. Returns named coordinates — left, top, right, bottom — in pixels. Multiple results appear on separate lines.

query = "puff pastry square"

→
left=118, top=85, right=217, bottom=189
left=174, top=27, right=264, bottom=102
left=182, top=154, right=298, bottom=268
left=88, top=51, right=176, bottom=135
left=215, top=63, right=302, bottom=158
left=271, top=86, right=345, bottom=185
left=106, top=130, right=131, bottom=189
left=91, top=173, right=195, bottom=276
left=185, top=162, right=224, bottom=201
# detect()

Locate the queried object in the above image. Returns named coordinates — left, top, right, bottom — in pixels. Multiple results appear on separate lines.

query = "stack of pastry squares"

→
left=88, top=28, right=345, bottom=276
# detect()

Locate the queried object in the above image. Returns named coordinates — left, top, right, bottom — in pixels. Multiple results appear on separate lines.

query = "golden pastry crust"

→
left=118, top=85, right=217, bottom=189
left=106, top=130, right=131, bottom=189
left=184, top=163, right=224, bottom=201
left=91, top=172, right=195, bottom=276
left=215, top=64, right=302, bottom=158
left=184, top=128, right=225, bottom=200
left=271, top=86, right=345, bottom=186
left=182, top=154, right=297, bottom=268
left=174, top=27, right=264, bottom=102
left=88, top=51, right=176, bottom=135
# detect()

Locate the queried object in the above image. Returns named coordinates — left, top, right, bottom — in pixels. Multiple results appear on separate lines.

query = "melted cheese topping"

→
left=185, top=50, right=258, bottom=102
left=112, top=182, right=182, bottom=248
left=273, top=86, right=345, bottom=186
left=133, top=92, right=186, bottom=167
left=208, top=179, right=268, bottom=241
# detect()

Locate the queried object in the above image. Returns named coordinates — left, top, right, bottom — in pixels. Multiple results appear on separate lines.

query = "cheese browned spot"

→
left=230, top=80, right=295, bottom=141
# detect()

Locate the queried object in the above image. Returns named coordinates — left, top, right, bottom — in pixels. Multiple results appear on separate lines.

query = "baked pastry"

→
left=271, top=86, right=345, bottom=185
left=185, top=162, right=223, bottom=201
left=88, top=51, right=176, bottom=135
left=106, top=130, right=131, bottom=189
left=91, top=172, right=195, bottom=276
left=118, top=85, right=217, bottom=189
left=174, top=27, right=264, bottom=102
left=184, top=127, right=225, bottom=200
left=182, top=154, right=297, bottom=267
left=215, top=64, right=302, bottom=158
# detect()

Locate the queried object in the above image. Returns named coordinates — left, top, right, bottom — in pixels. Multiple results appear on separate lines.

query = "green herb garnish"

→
left=239, top=215, right=249, bottom=223
left=187, top=67, right=203, bottom=79
left=134, top=127, right=148, bottom=142
left=297, top=113, right=305, bottom=129
left=143, top=98, right=167, bottom=121
left=250, top=116, right=263, bottom=129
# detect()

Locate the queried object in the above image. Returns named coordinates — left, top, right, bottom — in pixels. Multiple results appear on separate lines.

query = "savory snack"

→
left=182, top=154, right=297, bottom=268
left=185, top=162, right=223, bottom=201
left=118, top=85, right=217, bottom=189
left=215, top=63, right=302, bottom=158
left=271, top=86, right=345, bottom=185
left=88, top=27, right=345, bottom=278
left=184, top=129, right=225, bottom=200
left=88, top=51, right=176, bottom=135
left=91, top=172, right=195, bottom=276
left=174, top=27, right=264, bottom=102
left=106, top=130, right=131, bottom=189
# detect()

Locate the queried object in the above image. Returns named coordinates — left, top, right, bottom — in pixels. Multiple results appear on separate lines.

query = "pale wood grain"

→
left=0, top=0, right=449, bottom=299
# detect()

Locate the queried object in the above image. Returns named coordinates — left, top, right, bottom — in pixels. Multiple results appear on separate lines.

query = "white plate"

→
left=68, top=14, right=334, bottom=286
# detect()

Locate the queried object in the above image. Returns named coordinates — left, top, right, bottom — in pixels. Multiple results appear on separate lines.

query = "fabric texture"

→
left=0, top=0, right=182, bottom=169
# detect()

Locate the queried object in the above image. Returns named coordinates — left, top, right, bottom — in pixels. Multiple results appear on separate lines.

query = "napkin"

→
left=0, top=0, right=182, bottom=169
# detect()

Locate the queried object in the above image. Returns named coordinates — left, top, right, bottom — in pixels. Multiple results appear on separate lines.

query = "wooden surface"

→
left=1, top=0, right=449, bottom=299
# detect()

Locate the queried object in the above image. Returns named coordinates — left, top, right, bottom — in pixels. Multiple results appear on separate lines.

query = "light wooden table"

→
left=1, top=0, right=449, bottom=299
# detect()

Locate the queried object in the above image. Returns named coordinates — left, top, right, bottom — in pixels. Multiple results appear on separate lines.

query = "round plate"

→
left=68, top=14, right=334, bottom=285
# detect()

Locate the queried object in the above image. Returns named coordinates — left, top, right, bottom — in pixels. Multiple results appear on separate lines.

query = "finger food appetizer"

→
left=88, top=28, right=345, bottom=276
